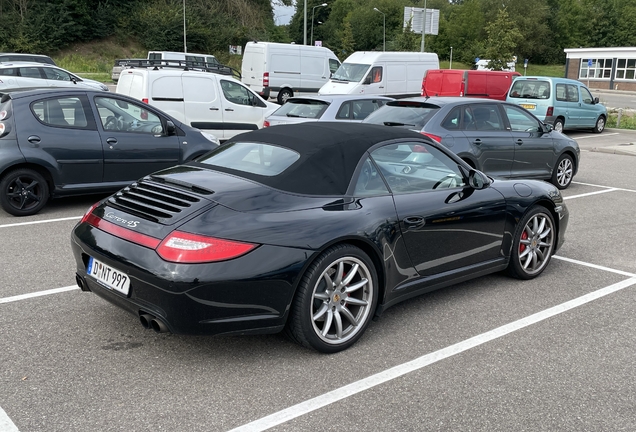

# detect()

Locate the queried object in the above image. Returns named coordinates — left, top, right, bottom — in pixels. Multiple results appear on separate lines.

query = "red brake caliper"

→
left=520, top=231, right=528, bottom=253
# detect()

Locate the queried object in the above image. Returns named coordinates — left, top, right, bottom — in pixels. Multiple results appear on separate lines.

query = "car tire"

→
left=277, top=88, right=293, bottom=104
left=0, top=168, right=50, bottom=216
left=550, top=153, right=574, bottom=190
left=553, top=118, right=564, bottom=133
left=593, top=115, right=605, bottom=133
left=285, top=244, right=378, bottom=353
left=507, top=206, right=555, bottom=280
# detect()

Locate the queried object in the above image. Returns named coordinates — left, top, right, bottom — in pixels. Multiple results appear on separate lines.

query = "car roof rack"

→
left=115, top=59, right=241, bottom=79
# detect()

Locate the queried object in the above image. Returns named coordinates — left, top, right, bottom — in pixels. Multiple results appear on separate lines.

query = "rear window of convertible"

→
left=196, top=142, right=300, bottom=176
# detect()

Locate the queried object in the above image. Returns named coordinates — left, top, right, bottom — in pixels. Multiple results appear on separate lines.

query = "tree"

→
left=337, top=19, right=355, bottom=61
left=484, top=8, right=521, bottom=71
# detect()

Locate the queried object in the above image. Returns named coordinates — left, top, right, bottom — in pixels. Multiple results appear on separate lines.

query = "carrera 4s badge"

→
left=104, top=212, right=140, bottom=228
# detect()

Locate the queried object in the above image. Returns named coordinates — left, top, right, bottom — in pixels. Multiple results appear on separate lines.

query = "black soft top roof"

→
left=223, top=122, right=428, bottom=196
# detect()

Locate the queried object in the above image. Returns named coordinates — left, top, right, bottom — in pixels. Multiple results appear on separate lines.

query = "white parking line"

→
left=572, top=181, right=636, bottom=193
left=228, top=276, right=636, bottom=432
left=574, top=132, right=620, bottom=139
left=0, top=216, right=81, bottom=229
left=0, top=286, right=77, bottom=304
left=564, top=188, right=618, bottom=200
left=553, top=255, right=636, bottom=277
left=0, top=406, right=19, bottom=432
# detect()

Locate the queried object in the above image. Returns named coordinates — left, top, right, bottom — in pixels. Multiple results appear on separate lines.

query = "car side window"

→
left=19, top=67, right=44, bottom=79
left=465, top=105, right=504, bottom=131
left=0, top=68, right=17, bottom=76
left=31, top=96, right=90, bottom=128
left=42, top=68, right=72, bottom=81
left=220, top=80, right=254, bottom=106
left=503, top=105, right=541, bottom=132
left=336, top=102, right=351, bottom=119
left=353, top=156, right=389, bottom=196
left=369, top=67, right=383, bottom=83
left=95, top=96, right=163, bottom=134
left=566, top=84, right=579, bottom=103
left=370, top=142, right=466, bottom=194
left=329, top=59, right=340, bottom=74
left=556, top=84, right=568, bottom=102
left=441, top=106, right=461, bottom=130
left=352, top=99, right=384, bottom=120
left=581, top=86, right=594, bottom=104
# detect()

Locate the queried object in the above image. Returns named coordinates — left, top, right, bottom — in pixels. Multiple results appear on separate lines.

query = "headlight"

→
left=201, top=131, right=219, bottom=144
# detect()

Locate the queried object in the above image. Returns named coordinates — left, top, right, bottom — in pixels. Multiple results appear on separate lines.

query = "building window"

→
left=579, top=58, right=612, bottom=79
left=614, top=59, right=636, bottom=80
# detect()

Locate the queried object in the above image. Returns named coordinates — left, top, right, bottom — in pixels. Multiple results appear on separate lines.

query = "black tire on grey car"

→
left=550, top=153, right=574, bottom=190
left=553, top=118, right=565, bottom=133
left=507, top=206, right=555, bottom=280
left=285, top=244, right=378, bottom=353
left=0, top=168, right=50, bottom=216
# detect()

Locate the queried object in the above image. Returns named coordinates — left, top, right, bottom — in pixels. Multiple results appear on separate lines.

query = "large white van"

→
left=116, top=66, right=279, bottom=141
left=241, top=42, right=341, bottom=104
left=319, top=51, right=439, bottom=98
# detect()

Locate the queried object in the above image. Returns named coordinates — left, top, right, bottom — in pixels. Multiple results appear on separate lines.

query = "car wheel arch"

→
left=557, top=150, right=578, bottom=175
left=509, top=200, right=559, bottom=256
left=0, top=162, right=54, bottom=195
left=287, top=237, right=387, bottom=318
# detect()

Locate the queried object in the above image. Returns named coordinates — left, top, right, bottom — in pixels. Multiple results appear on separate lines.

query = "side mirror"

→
left=594, top=97, right=599, bottom=104
left=166, top=120, right=176, bottom=136
left=468, top=169, right=490, bottom=190
left=363, top=76, right=372, bottom=85
left=543, top=123, right=553, bottom=132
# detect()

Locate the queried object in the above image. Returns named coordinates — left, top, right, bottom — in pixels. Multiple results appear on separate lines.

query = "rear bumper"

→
left=71, top=223, right=313, bottom=336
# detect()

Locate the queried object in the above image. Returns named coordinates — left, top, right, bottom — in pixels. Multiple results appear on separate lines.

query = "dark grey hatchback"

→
left=0, top=88, right=219, bottom=216
left=363, top=97, right=580, bottom=189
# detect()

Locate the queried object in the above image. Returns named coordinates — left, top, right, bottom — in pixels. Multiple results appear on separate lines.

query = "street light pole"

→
left=183, top=0, right=187, bottom=53
left=420, top=0, right=427, bottom=52
left=373, top=8, right=385, bottom=52
left=303, top=0, right=307, bottom=45
left=311, top=3, right=327, bottom=47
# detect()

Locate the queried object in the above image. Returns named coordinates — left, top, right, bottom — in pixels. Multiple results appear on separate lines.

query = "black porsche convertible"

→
left=71, top=122, right=569, bottom=353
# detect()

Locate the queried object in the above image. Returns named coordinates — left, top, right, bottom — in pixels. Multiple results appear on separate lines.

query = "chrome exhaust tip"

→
left=150, top=318, right=169, bottom=333
left=139, top=314, right=154, bottom=329
left=75, top=274, right=90, bottom=292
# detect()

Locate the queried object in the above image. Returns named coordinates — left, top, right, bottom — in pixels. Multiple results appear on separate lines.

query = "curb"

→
left=591, top=145, right=636, bottom=156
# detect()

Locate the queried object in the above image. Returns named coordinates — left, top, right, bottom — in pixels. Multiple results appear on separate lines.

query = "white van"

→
left=147, top=51, right=220, bottom=66
left=319, top=51, right=439, bottom=98
left=116, top=66, right=279, bottom=141
left=475, top=59, right=516, bottom=72
left=241, top=42, right=341, bottom=104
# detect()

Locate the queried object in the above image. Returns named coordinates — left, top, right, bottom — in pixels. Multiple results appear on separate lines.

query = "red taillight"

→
left=263, top=120, right=270, bottom=128
left=142, top=98, right=149, bottom=104
left=0, top=110, right=7, bottom=120
left=546, top=106, right=554, bottom=117
left=157, top=231, right=257, bottom=263
left=0, top=123, right=5, bottom=136
left=263, top=72, right=269, bottom=87
left=80, top=202, right=100, bottom=224
left=460, top=81, right=465, bottom=97
left=421, top=132, right=442, bottom=143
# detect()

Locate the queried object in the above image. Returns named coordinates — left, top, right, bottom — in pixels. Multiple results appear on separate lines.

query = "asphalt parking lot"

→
left=1, top=129, right=636, bottom=432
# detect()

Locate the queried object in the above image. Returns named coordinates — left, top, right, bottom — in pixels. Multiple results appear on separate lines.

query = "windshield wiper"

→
left=384, top=121, right=415, bottom=126
left=286, top=114, right=302, bottom=117
left=331, top=77, right=351, bottom=82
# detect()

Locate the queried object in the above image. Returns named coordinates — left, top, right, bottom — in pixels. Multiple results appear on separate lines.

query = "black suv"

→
left=0, top=88, right=220, bottom=216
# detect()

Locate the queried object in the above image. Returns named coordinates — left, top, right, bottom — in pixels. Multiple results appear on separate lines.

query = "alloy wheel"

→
left=518, top=213, right=554, bottom=276
left=5, top=174, right=45, bottom=212
left=556, top=157, right=573, bottom=187
left=310, top=256, right=374, bottom=344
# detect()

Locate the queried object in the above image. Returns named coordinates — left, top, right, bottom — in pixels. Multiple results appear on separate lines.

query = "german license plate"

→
left=520, top=103, right=536, bottom=110
left=87, top=257, right=130, bottom=295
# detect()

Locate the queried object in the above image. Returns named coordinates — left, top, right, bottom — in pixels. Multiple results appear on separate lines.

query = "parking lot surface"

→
left=1, top=130, right=636, bottom=432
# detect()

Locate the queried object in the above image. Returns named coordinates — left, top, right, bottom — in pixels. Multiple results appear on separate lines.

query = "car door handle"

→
left=27, top=135, right=41, bottom=144
left=472, top=139, right=482, bottom=145
left=403, top=216, right=424, bottom=226
left=516, top=139, right=523, bottom=145
left=225, top=108, right=234, bottom=112
left=379, top=86, right=384, bottom=88
left=106, top=138, right=118, bottom=145
left=209, top=107, right=219, bottom=111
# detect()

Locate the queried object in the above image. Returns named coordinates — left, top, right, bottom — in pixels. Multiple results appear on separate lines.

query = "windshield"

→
left=271, top=99, right=329, bottom=119
left=331, top=63, right=371, bottom=83
left=364, top=101, right=441, bottom=130
left=509, top=80, right=550, bottom=99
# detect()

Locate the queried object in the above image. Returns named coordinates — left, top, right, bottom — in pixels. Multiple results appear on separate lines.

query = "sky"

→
left=273, top=1, right=296, bottom=25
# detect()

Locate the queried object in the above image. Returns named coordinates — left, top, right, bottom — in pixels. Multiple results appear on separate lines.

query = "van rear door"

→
left=241, top=44, right=266, bottom=94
